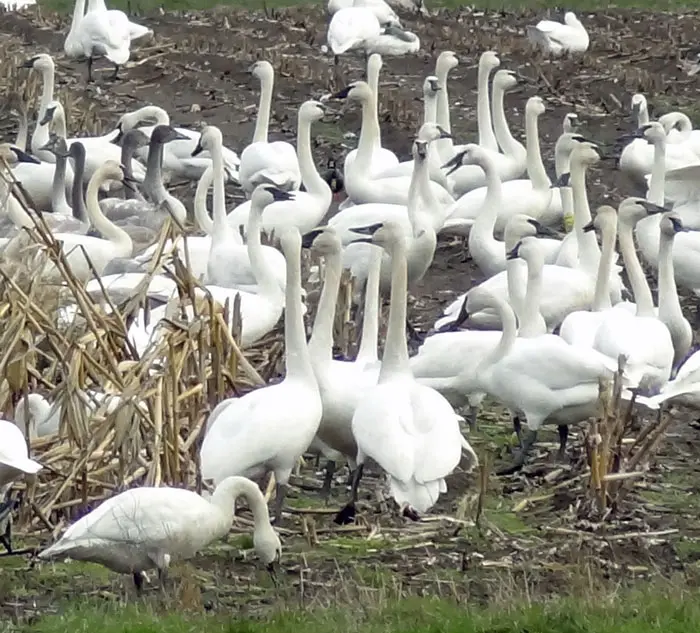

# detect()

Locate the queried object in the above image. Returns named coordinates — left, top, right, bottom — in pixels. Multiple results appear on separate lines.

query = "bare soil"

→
left=2, top=4, right=700, bottom=624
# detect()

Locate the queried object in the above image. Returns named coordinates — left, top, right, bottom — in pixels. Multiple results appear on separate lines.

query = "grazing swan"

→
left=113, top=105, right=240, bottom=183
left=64, top=0, right=132, bottom=81
left=592, top=198, right=674, bottom=392
left=227, top=101, right=332, bottom=237
left=192, top=127, right=286, bottom=292
left=527, top=12, right=589, bottom=56
left=238, top=61, right=301, bottom=195
left=443, top=96, right=553, bottom=235
left=38, top=476, right=281, bottom=592
left=200, top=227, right=322, bottom=523
left=331, top=82, right=454, bottom=207
left=339, top=220, right=475, bottom=522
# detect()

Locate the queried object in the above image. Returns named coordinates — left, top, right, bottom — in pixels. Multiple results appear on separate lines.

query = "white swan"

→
left=443, top=96, right=553, bottom=235
left=191, top=135, right=286, bottom=293
left=64, top=0, right=131, bottom=81
left=238, top=61, right=301, bottom=195
left=327, top=8, right=380, bottom=56
left=331, top=82, right=454, bottom=207
left=0, top=420, right=42, bottom=492
left=85, top=0, right=152, bottom=42
left=659, top=111, right=700, bottom=157
left=114, top=105, right=240, bottom=183
left=226, top=101, right=331, bottom=237
left=527, top=12, right=589, bottom=56
left=37, top=476, right=281, bottom=592
left=342, top=54, right=400, bottom=180
left=340, top=220, right=475, bottom=521
left=592, top=198, right=674, bottom=392
left=303, top=227, right=381, bottom=497
left=200, top=227, right=322, bottom=523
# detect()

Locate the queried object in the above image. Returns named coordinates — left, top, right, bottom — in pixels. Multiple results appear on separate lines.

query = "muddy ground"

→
left=2, top=3, right=700, bottom=625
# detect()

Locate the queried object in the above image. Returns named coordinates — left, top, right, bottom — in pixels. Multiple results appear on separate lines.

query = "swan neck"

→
left=424, top=93, right=438, bottom=125
left=592, top=224, right=615, bottom=311
left=479, top=300, right=517, bottom=370
left=518, top=252, right=545, bottom=337
left=619, top=222, right=655, bottom=317
left=378, top=240, right=410, bottom=380
left=356, top=246, right=381, bottom=364
left=435, top=68, right=451, bottom=133
left=86, top=169, right=133, bottom=251
left=247, top=201, right=284, bottom=297
left=296, top=115, right=326, bottom=198
left=570, top=158, right=599, bottom=269
left=253, top=73, right=273, bottom=143
left=121, top=143, right=146, bottom=202
left=647, top=136, right=666, bottom=205
left=525, top=110, right=549, bottom=189
left=658, top=231, right=682, bottom=321
left=356, top=98, right=380, bottom=163
left=15, top=110, right=28, bottom=151
left=211, top=137, right=227, bottom=230
left=144, top=139, right=167, bottom=201
left=194, top=166, right=214, bottom=234
left=211, top=476, right=272, bottom=531
left=477, top=64, right=498, bottom=152
left=308, top=248, right=343, bottom=363
left=51, top=149, right=70, bottom=215
left=491, top=84, right=519, bottom=156
left=70, top=150, right=88, bottom=223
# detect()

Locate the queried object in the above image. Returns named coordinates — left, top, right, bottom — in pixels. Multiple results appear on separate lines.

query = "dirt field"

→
left=2, top=3, right=700, bottom=624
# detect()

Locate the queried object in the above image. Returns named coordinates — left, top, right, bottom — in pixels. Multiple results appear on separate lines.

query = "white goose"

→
left=200, top=227, right=322, bottom=523
left=227, top=101, right=332, bottom=237
left=331, top=82, right=453, bottom=207
left=442, top=96, right=554, bottom=235
left=238, top=61, right=301, bottom=195
left=527, top=12, right=589, bottom=56
left=38, top=476, right=281, bottom=592
left=339, top=220, right=476, bottom=521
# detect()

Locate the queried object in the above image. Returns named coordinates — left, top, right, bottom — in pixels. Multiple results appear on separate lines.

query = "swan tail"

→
left=389, top=476, right=442, bottom=514
left=128, top=23, right=152, bottom=41
left=526, top=25, right=550, bottom=51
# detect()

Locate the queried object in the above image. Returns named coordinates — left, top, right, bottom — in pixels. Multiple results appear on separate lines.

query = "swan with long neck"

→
left=238, top=61, right=301, bottom=195
left=331, top=81, right=454, bottom=207
left=446, top=65, right=527, bottom=197
left=227, top=101, right=332, bottom=237
left=37, top=476, right=281, bottom=592
left=192, top=126, right=287, bottom=293
left=442, top=96, right=553, bottom=235
left=338, top=220, right=476, bottom=522
left=591, top=198, right=674, bottom=392
left=434, top=51, right=458, bottom=164
left=200, top=225, right=322, bottom=524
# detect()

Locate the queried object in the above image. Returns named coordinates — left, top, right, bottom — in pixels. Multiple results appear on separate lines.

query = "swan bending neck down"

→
left=338, top=220, right=475, bottom=522
left=37, top=476, right=282, bottom=592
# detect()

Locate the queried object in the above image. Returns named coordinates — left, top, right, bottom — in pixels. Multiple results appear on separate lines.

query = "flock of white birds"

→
left=0, top=0, right=698, bottom=596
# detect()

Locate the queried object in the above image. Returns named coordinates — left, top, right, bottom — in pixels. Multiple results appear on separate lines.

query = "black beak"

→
left=506, top=241, right=522, bottom=261
left=172, top=131, right=190, bottom=142
left=437, top=296, right=469, bottom=333
left=301, top=228, right=324, bottom=249
left=416, top=141, right=428, bottom=160
left=552, top=172, right=570, bottom=188
left=111, top=124, right=125, bottom=146
left=39, top=106, right=57, bottom=127
left=191, top=139, right=204, bottom=157
left=639, top=200, right=668, bottom=215
left=267, top=187, right=293, bottom=202
left=528, top=218, right=559, bottom=238
left=442, top=152, right=464, bottom=176
left=19, top=56, right=38, bottom=69
left=10, top=147, right=40, bottom=164
left=583, top=220, right=595, bottom=233
left=350, top=222, right=383, bottom=236
left=436, top=125, right=451, bottom=140
left=122, top=172, right=138, bottom=192
left=330, top=86, right=353, bottom=100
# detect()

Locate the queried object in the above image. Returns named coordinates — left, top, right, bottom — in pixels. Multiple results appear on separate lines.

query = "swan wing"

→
left=327, top=7, right=381, bottom=54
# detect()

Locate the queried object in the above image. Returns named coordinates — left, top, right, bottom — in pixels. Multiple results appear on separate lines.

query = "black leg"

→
left=402, top=505, right=420, bottom=521
left=0, top=497, right=13, bottom=553
left=0, top=525, right=11, bottom=554
left=497, top=429, right=538, bottom=476
left=157, top=566, right=168, bottom=593
left=320, top=459, right=337, bottom=502
left=512, top=415, right=523, bottom=445
left=86, top=57, right=94, bottom=83
left=133, top=571, right=144, bottom=594
left=334, top=463, right=364, bottom=525
left=110, top=62, right=120, bottom=81
left=468, top=406, right=478, bottom=432
left=557, top=425, right=569, bottom=461
left=405, top=319, right=424, bottom=346
left=273, top=482, right=288, bottom=525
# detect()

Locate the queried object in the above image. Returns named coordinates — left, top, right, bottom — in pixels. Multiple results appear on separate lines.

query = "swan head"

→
left=660, top=212, right=689, bottom=237
left=658, top=112, right=689, bottom=135
left=618, top=197, right=667, bottom=226
left=192, top=125, right=224, bottom=157
left=552, top=172, right=570, bottom=188
left=569, top=141, right=602, bottom=168
left=583, top=205, right=617, bottom=235
left=301, top=226, right=342, bottom=255
left=445, top=143, right=487, bottom=170
left=435, top=51, right=458, bottom=75
left=493, top=69, right=518, bottom=92
left=39, top=100, right=63, bottom=127
left=506, top=236, right=543, bottom=270
left=249, top=60, right=274, bottom=82
left=19, top=53, right=53, bottom=73
left=367, top=53, right=383, bottom=75
left=299, top=100, right=326, bottom=125
left=479, top=51, right=500, bottom=72
left=0, top=143, right=40, bottom=166
left=630, top=121, right=666, bottom=145
left=116, top=106, right=169, bottom=136
left=525, top=96, right=545, bottom=118
left=39, top=133, right=68, bottom=159
left=115, top=129, right=150, bottom=152
left=348, top=220, right=405, bottom=253
left=328, top=81, right=373, bottom=104
left=416, top=123, right=451, bottom=145
left=423, top=75, right=440, bottom=98
left=251, top=184, right=294, bottom=209
left=562, top=113, right=579, bottom=133
left=564, top=11, right=582, bottom=27
left=97, top=160, right=135, bottom=192
left=507, top=215, right=559, bottom=245
left=68, top=141, right=86, bottom=165
left=631, top=93, right=647, bottom=117
left=255, top=520, right=283, bottom=571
